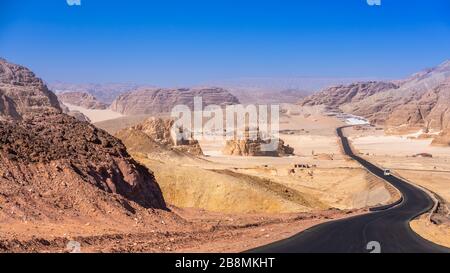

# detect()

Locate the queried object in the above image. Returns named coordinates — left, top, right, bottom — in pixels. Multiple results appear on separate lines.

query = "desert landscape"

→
left=1, top=55, right=448, bottom=253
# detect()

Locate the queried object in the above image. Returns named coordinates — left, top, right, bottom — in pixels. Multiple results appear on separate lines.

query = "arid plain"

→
left=1, top=59, right=449, bottom=252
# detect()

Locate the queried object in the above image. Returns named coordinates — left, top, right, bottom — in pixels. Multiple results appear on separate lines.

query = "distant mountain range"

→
left=110, top=87, right=240, bottom=115
left=49, top=77, right=374, bottom=105
left=49, top=82, right=150, bottom=104
left=300, top=60, right=450, bottom=145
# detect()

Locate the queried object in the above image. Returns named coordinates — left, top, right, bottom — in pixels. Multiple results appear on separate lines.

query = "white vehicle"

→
left=383, top=169, right=391, bottom=176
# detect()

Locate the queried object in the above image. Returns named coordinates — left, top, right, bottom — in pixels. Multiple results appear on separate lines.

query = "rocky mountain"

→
left=116, top=117, right=203, bottom=156
left=208, top=77, right=372, bottom=104
left=49, top=82, right=146, bottom=104
left=301, top=60, right=450, bottom=136
left=0, top=58, right=61, bottom=120
left=58, top=91, right=109, bottom=109
left=110, top=87, right=240, bottom=115
left=300, top=81, right=399, bottom=109
left=0, top=58, right=167, bottom=221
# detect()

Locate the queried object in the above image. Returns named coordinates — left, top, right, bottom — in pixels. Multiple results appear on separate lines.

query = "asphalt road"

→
left=250, top=126, right=450, bottom=253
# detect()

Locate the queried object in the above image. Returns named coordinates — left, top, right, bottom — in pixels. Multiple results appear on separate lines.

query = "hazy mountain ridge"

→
left=110, top=87, right=240, bottom=115
left=301, top=60, right=450, bottom=139
left=49, top=82, right=149, bottom=104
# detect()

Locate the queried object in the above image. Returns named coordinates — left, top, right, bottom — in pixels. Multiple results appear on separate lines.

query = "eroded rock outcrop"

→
left=0, top=58, right=61, bottom=120
left=223, top=128, right=294, bottom=157
left=110, top=87, right=240, bottom=115
left=223, top=137, right=294, bottom=157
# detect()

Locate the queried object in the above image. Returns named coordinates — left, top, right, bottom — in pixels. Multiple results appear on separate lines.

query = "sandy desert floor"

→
left=64, top=103, right=124, bottom=123
left=0, top=206, right=363, bottom=253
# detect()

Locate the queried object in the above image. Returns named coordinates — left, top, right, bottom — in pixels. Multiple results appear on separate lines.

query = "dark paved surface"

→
left=249, top=126, right=450, bottom=253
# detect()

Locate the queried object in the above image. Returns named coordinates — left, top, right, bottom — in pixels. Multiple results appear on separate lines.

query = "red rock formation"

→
left=0, top=112, right=166, bottom=210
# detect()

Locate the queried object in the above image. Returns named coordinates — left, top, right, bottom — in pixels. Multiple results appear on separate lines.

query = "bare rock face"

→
left=301, top=81, right=398, bottom=109
left=116, top=117, right=203, bottom=156
left=300, top=60, right=450, bottom=136
left=58, top=91, right=108, bottom=109
left=110, top=87, right=240, bottom=115
left=0, top=58, right=61, bottom=120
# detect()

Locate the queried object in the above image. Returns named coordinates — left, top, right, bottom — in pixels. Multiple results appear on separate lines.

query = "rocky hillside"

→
left=301, top=60, right=450, bottom=136
left=116, top=117, right=203, bottom=156
left=0, top=58, right=61, bottom=120
left=58, top=91, right=108, bottom=109
left=301, top=81, right=398, bottom=109
left=0, top=58, right=167, bottom=222
left=0, top=113, right=166, bottom=211
left=110, top=87, right=239, bottom=115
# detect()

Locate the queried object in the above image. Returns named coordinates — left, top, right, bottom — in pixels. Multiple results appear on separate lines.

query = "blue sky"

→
left=0, top=0, right=449, bottom=86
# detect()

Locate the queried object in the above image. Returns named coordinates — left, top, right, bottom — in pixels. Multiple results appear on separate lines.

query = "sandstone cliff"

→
left=0, top=58, right=61, bottom=120
left=110, top=87, right=239, bottom=115
left=301, top=81, right=398, bottom=109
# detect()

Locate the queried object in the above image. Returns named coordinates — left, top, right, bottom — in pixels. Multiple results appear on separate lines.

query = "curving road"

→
left=250, top=126, right=450, bottom=253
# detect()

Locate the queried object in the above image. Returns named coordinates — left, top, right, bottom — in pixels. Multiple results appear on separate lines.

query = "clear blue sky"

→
left=0, top=0, right=449, bottom=86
